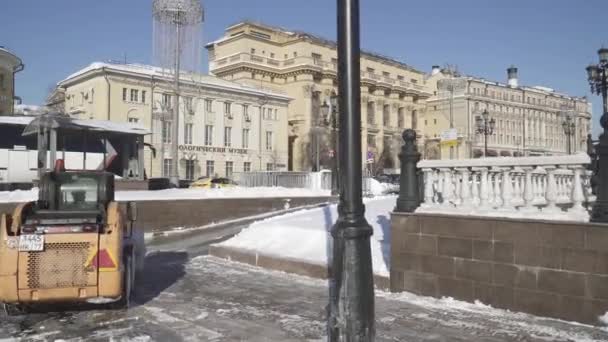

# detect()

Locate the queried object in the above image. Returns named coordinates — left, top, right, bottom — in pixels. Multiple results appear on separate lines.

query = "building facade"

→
left=55, top=62, right=291, bottom=180
left=0, top=47, right=24, bottom=115
left=206, top=21, right=432, bottom=172
left=422, top=66, right=592, bottom=159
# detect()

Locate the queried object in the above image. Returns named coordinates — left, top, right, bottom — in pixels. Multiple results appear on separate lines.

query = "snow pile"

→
left=599, top=312, right=608, bottom=327
left=368, top=178, right=399, bottom=196
left=0, top=187, right=331, bottom=203
left=217, top=196, right=396, bottom=276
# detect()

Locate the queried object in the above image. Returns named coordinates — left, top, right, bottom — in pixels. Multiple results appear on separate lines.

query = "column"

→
left=569, top=166, right=586, bottom=214
left=474, top=167, right=490, bottom=209
left=499, top=167, right=515, bottom=211
left=543, top=166, right=560, bottom=213
left=521, top=167, right=538, bottom=212
left=421, top=168, right=435, bottom=208
left=456, top=168, right=472, bottom=208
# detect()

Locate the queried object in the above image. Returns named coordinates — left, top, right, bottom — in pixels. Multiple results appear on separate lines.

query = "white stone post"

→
left=499, top=167, right=515, bottom=211
left=543, top=166, right=560, bottom=213
left=521, top=167, right=538, bottom=213
left=456, top=168, right=472, bottom=209
left=513, top=169, right=522, bottom=206
left=475, top=167, right=490, bottom=210
left=441, top=168, right=454, bottom=207
left=487, top=170, right=495, bottom=206
left=492, top=168, right=502, bottom=207
left=471, top=170, right=480, bottom=206
left=422, top=168, right=435, bottom=208
left=569, top=166, right=586, bottom=214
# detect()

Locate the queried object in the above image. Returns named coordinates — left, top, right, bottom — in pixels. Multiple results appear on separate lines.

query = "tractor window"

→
left=57, top=175, right=99, bottom=210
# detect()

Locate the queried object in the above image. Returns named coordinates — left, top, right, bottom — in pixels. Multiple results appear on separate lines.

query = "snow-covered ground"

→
left=217, top=195, right=395, bottom=277
left=0, top=187, right=331, bottom=203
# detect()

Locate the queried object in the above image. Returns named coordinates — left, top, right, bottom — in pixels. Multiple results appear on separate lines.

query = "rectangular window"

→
left=206, top=160, right=215, bottom=177
left=162, top=121, right=172, bottom=144
left=122, top=88, right=127, bottom=101
left=224, top=102, right=232, bottom=117
left=184, top=123, right=193, bottom=145
left=242, top=129, right=249, bottom=148
left=367, top=102, right=375, bottom=124
left=383, top=104, right=390, bottom=126
left=205, top=99, right=213, bottom=113
left=265, top=131, right=273, bottom=151
left=184, top=96, right=193, bottom=114
left=398, top=108, right=404, bottom=128
left=225, top=161, right=234, bottom=178
left=128, top=117, right=139, bottom=124
left=130, top=89, right=139, bottom=102
left=163, top=159, right=172, bottom=178
left=162, top=93, right=171, bottom=108
left=244, top=162, right=251, bottom=172
left=367, top=134, right=376, bottom=148
left=141, top=90, right=146, bottom=104
left=204, top=125, right=213, bottom=146
left=266, top=163, right=274, bottom=171
left=185, top=160, right=195, bottom=180
left=243, top=104, right=250, bottom=121
left=0, top=74, right=4, bottom=89
left=224, top=127, right=232, bottom=147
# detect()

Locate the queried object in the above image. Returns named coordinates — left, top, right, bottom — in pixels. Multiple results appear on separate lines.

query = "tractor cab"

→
left=0, top=160, right=143, bottom=314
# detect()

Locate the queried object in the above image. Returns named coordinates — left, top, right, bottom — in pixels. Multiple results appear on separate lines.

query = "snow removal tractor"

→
left=0, top=160, right=144, bottom=314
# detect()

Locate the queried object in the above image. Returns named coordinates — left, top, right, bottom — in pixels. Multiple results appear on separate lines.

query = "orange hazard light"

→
left=87, top=249, right=118, bottom=271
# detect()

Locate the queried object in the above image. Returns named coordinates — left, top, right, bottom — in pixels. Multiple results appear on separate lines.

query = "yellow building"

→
left=206, top=21, right=432, bottom=172
left=423, top=66, right=592, bottom=159
left=0, top=47, right=24, bottom=115
left=55, top=62, right=291, bottom=180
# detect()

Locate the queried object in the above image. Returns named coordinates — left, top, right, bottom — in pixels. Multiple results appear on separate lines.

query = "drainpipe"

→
left=102, top=67, right=111, bottom=120
left=12, top=62, right=24, bottom=114
left=149, top=76, right=156, bottom=177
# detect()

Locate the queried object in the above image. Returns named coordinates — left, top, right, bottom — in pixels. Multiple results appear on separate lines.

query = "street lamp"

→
left=321, top=95, right=339, bottom=196
left=586, top=47, right=608, bottom=222
left=475, top=109, right=496, bottom=157
left=562, top=115, right=576, bottom=154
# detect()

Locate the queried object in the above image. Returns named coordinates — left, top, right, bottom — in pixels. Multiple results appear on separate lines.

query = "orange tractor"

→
left=0, top=161, right=144, bottom=314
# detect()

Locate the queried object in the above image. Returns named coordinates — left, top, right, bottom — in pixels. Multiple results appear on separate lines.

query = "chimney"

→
left=507, top=66, right=518, bottom=87
left=431, top=65, right=441, bottom=75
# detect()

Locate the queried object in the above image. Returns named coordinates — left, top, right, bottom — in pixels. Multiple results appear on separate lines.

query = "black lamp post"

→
left=587, top=47, right=608, bottom=222
left=562, top=115, right=576, bottom=155
left=328, top=0, right=375, bottom=340
left=321, top=95, right=339, bottom=196
left=475, top=109, right=496, bottom=157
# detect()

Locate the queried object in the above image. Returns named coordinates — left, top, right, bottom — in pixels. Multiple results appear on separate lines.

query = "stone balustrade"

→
left=417, top=153, right=595, bottom=221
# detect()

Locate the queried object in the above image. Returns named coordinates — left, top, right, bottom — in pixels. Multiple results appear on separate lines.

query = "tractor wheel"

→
left=133, top=228, right=146, bottom=279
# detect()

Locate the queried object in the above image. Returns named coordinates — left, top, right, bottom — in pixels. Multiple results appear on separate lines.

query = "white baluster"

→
left=569, top=166, right=586, bottom=215
left=493, top=168, right=502, bottom=207
left=471, top=170, right=480, bottom=206
left=422, top=168, right=435, bottom=208
left=474, top=167, right=490, bottom=210
left=512, top=169, right=522, bottom=206
left=543, top=166, right=560, bottom=213
left=455, top=172, right=462, bottom=206
left=499, top=167, right=515, bottom=211
left=457, top=168, right=472, bottom=209
left=521, top=167, right=538, bottom=213
left=487, top=170, right=495, bottom=206
left=442, top=168, right=454, bottom=207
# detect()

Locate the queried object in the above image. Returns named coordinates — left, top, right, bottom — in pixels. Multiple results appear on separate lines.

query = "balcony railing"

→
left=416, top=153, right=594, bottom=222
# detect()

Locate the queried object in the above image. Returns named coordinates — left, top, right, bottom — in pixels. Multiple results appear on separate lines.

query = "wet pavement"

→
left=1, top=230, right=608, bottom=341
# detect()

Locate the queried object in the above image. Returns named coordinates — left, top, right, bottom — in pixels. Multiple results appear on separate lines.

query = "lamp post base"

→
left=329, top=217, right=375, bottom=342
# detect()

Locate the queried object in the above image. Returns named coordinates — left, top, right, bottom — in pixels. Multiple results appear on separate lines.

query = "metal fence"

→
left=234, top=171, right=374, bottom=195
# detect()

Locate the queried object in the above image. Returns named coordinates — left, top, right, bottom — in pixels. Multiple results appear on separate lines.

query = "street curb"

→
left=209, top=245, right=390, bottom=291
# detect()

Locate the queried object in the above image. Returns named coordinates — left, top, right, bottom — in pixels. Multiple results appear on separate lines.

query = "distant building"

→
left=206, top=21, right=432, bottom=172
left=423, top=66, right=592, bottom=159
left=0, top=47, right=24, bottom=115
left=54, top=62, right=291, bottom=180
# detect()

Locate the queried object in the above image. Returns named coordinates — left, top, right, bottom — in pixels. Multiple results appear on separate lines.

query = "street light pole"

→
left=587, top=47, right=608, bottom=222
left=475, top=109, right=495, bottom=157
left=329, top=0, right=375, bottom=340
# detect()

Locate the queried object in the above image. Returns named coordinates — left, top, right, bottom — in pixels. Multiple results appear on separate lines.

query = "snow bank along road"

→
left=2, top=225, right=608, bottom=341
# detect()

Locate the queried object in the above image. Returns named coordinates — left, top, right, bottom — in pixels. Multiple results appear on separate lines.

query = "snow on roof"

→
left=0, top=47, right=22, bottom=66
left=0, top=114, right=149, bottom=135
left=0, top=115, right=35, bottom=126
left=61, top=61, right=291, bottom=101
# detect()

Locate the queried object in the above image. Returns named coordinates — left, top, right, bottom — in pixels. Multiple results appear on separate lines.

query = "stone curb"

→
left=209, top=244, right=390, bottom=291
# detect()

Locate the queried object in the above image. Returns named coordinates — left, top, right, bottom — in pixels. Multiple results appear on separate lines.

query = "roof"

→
left=212, top=20, right=425, bottom=75
left=0, top=114, right=149, bottom=136
left=60, top=61, right=291, bottom=101
left=0, top=47, right=22, bottom=67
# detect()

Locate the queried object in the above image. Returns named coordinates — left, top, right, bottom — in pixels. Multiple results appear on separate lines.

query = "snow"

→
left=599, top=312, right=608, bottom=326
left=0, top=187, right=331, bottom=203
left=368, top=178, right=397, bottom=196
left=217, top=195, right=396, bottom=277
left=0, top=115, right=35, bottom=126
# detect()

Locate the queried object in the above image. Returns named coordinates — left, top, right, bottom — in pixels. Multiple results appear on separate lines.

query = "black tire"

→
left=132, top=228, right=146, bottom=279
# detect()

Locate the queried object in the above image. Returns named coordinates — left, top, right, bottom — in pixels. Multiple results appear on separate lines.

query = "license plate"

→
left=18, top=235, right=44, bottom=252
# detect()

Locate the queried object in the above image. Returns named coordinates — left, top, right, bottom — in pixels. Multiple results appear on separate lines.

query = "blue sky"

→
left=1, top=0, right=606, bottom=135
